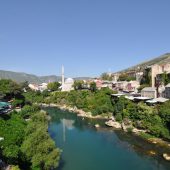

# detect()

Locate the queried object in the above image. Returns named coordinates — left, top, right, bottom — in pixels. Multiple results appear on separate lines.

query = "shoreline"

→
left=40, top=103, right=110, bottom=120
left=40, top=102, right=170, bottom=161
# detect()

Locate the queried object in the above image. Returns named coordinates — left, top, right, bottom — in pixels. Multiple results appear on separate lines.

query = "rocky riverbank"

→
left=40, top=103, right=170, bottom=161
left=40, top=103, right=110, bottom=120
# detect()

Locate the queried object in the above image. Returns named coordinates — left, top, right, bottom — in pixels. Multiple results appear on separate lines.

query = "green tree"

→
left=73, top=80, right=84, bottom=90
left=89, top=82, right=97, bottom=92
left=11, top=165, right=21, bottom=170
left=21, top=111, right=61, bottom=170
left=118, top=73, right=136, bottom=82
left=0, top=113, right=26, bottom=164
left=159, top=101, right=170, bottom=130
left=0, top=79, right=22, bottom=100
left=12, top=98, right=24, bottom=108
left=101, top=73, right=112, bottom=81
left=140, top=68, right=151, bottom=85
left=47, top=82, right=61, bottom=91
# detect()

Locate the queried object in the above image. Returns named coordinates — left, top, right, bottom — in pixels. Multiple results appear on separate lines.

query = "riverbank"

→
left=40, top=103, right=111, bottom=119
left=41, top=103, right=170, bottom=161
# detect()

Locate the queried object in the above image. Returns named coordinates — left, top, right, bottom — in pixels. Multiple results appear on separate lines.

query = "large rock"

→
left=163, top=153, right=170, bottom=161
left=105, top=120, right=121, bottom=129
left=95, top=124, right=100, bottom=128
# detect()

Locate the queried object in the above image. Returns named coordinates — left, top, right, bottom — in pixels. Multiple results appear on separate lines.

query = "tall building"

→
left=61, top=65, right=74, bottom=91
left=62, top=65, right=65, bottom=88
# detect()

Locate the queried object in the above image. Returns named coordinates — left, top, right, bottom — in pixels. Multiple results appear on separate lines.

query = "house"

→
left=165, top=83, right=170, bottom=99
left=141, top=87, right=157, bottom=98
left=28, top=83, right=48, bottom=92
left=125, top=81, right=140, bottom=92
left=38, top=83, right=48, bottom=92
left=94, top=79, right=103, bottom=89
left=102, top=81, right=113, bottom=89
left=115, top=81, right=128, bottom=91
left=112, top=73, right=119, bottom=82
left=28, top=84, right=39, bottom=91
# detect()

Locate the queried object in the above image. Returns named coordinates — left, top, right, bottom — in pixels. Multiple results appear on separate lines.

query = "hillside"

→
left=118, top=53, right=170, bottom=73
left=0, top=70, right=61, bottom=83
left=0, top=70, right=92, bottom=83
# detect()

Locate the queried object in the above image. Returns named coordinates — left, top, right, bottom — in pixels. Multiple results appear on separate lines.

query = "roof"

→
left=65, top=78, right=74, bottom=84
left=0, top=102, right=9, bottom=108
left=146, top=97, right=169, bottom=103
left=165, top=83, right=170, bottom=87
left=0, top=102, right=9, bottom=110
left=141, top=87, right=156, bottom=92
left=134, top=97, right=152, bottom=100
left=125, top=96, right=134, bottom=100
left=111, top=94, right=125, bottom=97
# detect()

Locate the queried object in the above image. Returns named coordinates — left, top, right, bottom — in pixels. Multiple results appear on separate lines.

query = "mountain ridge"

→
left=0, top=70, right=91, bottom=83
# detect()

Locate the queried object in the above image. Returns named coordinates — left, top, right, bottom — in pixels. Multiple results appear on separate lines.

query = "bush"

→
left=11, top=165, right=21, bottom=170
left=12, top=99, right=24, bottom=108
left=115, top=113, right=123, bottom=122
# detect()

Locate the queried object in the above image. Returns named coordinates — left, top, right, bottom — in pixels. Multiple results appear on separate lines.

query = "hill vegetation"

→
left=0, top=70, right=61, bottom=83
left=0, top=70, right=92, bottom=84
left=118, top=53, right=170, bottom=73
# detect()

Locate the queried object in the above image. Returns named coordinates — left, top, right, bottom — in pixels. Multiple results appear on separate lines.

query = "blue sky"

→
left=0, top=0, right=170, bottom=77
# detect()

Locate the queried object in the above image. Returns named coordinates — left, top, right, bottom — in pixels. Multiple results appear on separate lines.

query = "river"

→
left=46, top=107, right=170, bottom=170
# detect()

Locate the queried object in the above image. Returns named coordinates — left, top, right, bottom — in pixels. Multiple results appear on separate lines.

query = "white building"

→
left=28, top=83, right=48, bottom=92
left=38, top=83, right=48, bottom=92
left=62, top=78, right=74, bottom=91
left=28, top=84, right=39, bottom=91
left=61, top=66, right=74, bottom=91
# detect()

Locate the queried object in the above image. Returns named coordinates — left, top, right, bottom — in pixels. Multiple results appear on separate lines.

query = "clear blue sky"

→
left=0, top=0, right=170, bottom=77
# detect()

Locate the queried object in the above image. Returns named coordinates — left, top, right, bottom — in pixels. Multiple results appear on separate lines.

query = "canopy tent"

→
left=0, top=102, right=10, bottom=109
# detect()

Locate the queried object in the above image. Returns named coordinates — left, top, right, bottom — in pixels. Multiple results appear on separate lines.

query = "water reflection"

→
left=61, top=119, right=75, bottom=130
left=61, top=119, right=75, bottom=142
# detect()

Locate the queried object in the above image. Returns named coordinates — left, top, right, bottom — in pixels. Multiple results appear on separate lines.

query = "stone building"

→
left=141, top=87, right=157, bottom=98
left=150, top=64, right=170, bottom=87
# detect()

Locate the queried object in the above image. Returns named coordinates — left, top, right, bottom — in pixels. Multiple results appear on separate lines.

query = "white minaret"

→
left=62, top=65, right=65, bottom=91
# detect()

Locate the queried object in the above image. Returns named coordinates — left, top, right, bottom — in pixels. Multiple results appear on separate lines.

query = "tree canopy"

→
left=101, top=73, right=112, bottom=81
left=47, top=82, right=61, bottom=91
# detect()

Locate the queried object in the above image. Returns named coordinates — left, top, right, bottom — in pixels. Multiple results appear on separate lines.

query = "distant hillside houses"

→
left=111, top=53, right=170, bottom=100
left=28, top=83, right=48, bottom=92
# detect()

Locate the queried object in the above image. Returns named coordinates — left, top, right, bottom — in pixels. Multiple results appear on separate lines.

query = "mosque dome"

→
left=65, top=78, right=74, bottom=84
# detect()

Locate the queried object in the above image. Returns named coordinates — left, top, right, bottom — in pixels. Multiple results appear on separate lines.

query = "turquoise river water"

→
left=46, top=107, right=170, bottom=170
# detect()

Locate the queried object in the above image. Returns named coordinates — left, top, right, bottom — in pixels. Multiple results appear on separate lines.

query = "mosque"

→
left=61, top=65, right=74, bottom=91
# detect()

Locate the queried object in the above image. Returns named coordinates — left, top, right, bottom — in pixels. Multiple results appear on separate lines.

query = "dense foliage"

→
left=47, top=82, right=61, bottom=91
left=140, top=68, right=151, bottom=86
left=157, top=72, right=170, bottom=86
left=118, top=73, right=136, bottom=82
left=0, top=79, right=25, bottom=107
left=23, top=90, right=51, bottom=105
left=0, top=113, right=26, bottom=165
left=101, top=72, right=112, bottom=81
left=0, top=105, right=61, bottom=170
left=49, top=88, right=116, bottom=116
left=21, top=110, right=61, bottom=170
left=113, top=97, right=170, bottom=140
